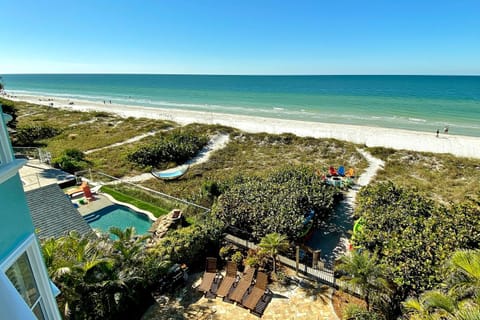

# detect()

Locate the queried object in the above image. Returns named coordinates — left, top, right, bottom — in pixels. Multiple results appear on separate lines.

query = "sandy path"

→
left=85, top=131, right=157, bottom=154
left=336, top=149, right=384, bottom=254
left=112, top=133, right=230, bottom=184
left=343, top=148, right=384, bottom=217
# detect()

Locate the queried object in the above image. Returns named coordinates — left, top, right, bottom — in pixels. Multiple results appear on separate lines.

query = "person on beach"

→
left=444, top=126, right=449, bottom=134
left=436, top=129, right=439, bottom=137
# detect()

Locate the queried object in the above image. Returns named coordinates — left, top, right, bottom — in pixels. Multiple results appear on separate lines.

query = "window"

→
left=6, top=252, right=46, bottom=320
left=1, top=235, right=61, bottom=320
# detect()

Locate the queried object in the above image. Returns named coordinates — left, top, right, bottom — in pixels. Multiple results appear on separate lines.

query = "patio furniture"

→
left=229, top=267, right=255, bottom=303
left=242, top=272, right=269, bottom=310
left=197, top=257, right=220, bottom=297
left=66, top=181, right=88, bottom=198
left=216, top=261, right=238, bottom=299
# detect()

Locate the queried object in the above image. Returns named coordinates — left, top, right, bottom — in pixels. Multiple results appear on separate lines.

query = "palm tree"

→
left=336, top=250, right=385, bottom=311
left=259, top=232, right=289, bottom=274
left=447, top=250, right=480, bottom=302
left=109, top=226, right=150, bottom=263
left=403, top=250, right=480, bottom=320
left=404, top=290, right=456, bottom=320
left=45, top=231, right=114, bottom=318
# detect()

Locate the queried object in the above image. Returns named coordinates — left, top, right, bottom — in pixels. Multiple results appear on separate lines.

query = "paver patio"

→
left=142, top=272, right=339, bottom=320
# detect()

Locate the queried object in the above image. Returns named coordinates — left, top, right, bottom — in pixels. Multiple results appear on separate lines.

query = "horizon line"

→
left=2, top=73, right=479, bottom=77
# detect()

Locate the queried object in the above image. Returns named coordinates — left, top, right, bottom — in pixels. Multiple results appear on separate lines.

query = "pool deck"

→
left=75, top=192, right=157, bottom=222
left=76, top=194, right=114, bottom=216
left=20, top=159, right=76, bottom=191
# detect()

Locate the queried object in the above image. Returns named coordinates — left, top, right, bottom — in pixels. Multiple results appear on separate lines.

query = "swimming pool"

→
left=84, top=204, right=153, bottom=236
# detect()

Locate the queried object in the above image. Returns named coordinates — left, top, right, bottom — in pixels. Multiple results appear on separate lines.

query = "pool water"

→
left=84, top=204, right=152, bottom=236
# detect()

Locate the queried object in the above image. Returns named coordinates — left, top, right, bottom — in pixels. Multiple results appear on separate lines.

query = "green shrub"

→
left=52, top=148, right=89, bottom=173
left=213, top=165, right=338, bottom=240
left=231, top=251, right=243, bottom=265
left=127, top=130, right=208, bottom=167
left=0, top=98, right=18, bottom=130
left=15, top=125, right=61, bottom=146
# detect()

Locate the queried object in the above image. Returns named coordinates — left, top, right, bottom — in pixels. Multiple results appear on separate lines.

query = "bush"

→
left=231, top=251, right=244, bottom=265
left=213, top=166, right=338, bottom=240
left=52, top=148, right=89, bottom=173
left=15, top=125, right=61, bottom=146
left=127, top=130, right=208, bottom=167
left=0, top=98, right=18, bottom=130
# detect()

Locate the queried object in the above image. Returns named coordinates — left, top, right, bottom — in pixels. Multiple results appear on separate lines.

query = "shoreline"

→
left=6, top=93, right=480, bottom=159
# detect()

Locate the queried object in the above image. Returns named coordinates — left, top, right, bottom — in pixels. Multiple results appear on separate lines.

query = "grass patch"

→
left=367, top=147, right=480, bottom=203
left=100, top=185, right=170, bottom=218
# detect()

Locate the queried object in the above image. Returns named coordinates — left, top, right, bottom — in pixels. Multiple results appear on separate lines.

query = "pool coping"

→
left=99, top=192, right=158, bottom=222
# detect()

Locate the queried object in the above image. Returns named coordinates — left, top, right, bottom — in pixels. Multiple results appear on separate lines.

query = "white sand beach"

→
left=7, top=93, right=480, bottom=159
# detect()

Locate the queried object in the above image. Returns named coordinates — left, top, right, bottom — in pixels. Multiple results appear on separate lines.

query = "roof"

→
left=25, top=184, right=93, bottom=239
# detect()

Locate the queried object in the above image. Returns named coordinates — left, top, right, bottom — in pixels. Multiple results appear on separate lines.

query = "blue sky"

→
left=1, top=0, right=479, bottom=75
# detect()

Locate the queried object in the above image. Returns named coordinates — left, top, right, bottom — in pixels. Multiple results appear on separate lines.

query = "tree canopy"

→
left=353, top=182, right=480, bottom=316
left=42, top=228, right=171, bottom=320
left=213, top=166, right=338, bottom=241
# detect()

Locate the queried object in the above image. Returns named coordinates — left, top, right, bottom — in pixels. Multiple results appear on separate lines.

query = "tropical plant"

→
left=403, top=250, right=480, bottom=320
left=41, top=228, right=172, bottom=320
left=447, top=250, right=480, bottom=302
left=354, top=182, right=480, bottom=310
left=259, top=233, right=289, bottom=274
left=336, top=251, right=387, bottom=311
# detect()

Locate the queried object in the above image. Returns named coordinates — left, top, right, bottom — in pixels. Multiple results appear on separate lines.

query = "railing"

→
left=13, top=147, right=51, bottom=163
left=224, top=233, right=361, bottom=296
left=75, top=169, right=211, bottom=214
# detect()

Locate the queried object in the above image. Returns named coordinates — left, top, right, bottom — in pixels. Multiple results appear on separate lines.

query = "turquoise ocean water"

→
left=3, top=74, right=480, bottom=137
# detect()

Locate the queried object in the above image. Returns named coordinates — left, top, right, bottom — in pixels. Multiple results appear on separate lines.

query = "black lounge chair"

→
left=216, top=261, right=238, bottom=299
left=229, top=267, right=255, bottom=303
left=197, top=257, right=221, bottom=297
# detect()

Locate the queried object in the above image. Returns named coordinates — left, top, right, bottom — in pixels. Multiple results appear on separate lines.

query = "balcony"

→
left=0, top=113, right=25, bottom=184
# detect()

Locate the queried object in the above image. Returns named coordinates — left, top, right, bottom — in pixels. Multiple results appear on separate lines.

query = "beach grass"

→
left=9, top=98, right=479, bottom=205
left=367, top=147, right=480, bottom=203
left=140, top=131, right=368, bottom=207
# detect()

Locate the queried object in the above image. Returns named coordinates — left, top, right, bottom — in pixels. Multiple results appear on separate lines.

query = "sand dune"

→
left=8, top=93, right=480, bottom=159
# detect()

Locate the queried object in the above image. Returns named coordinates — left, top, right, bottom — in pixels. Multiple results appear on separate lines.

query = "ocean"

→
left=3, top=74, right=480, bottom=137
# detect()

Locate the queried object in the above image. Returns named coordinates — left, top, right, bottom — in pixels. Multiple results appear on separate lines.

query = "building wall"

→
left=0, top=174, right=35, bottom=263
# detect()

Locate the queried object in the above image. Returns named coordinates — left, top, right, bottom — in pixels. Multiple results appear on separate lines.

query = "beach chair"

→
left=242, top=272, right=269, bottom=311
left=328, top=166, right=337, bottom=176
left=345, top=168, right=355, bottom=178
left=66, top=181, right=88, bottom=198
left=228, top=267, right=256, bottom=303
left=337, top=166, right=345, bottom=176
left=197, top=257, right=220, bottom=297
left=216, top=261, right=238, bottom=299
